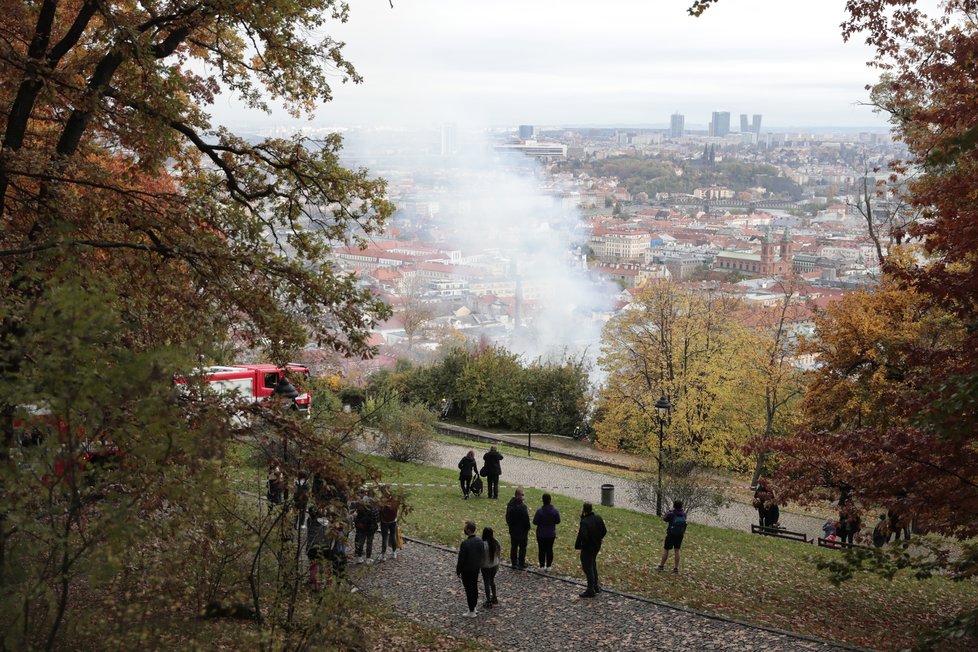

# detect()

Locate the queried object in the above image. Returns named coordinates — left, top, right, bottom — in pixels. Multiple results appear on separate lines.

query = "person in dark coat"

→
left=575, top=502, right=607, bottom=598
left=305, top=504, right=327, bottom=590
left=753, top=478, right=772, bottom=527
left=482, top=446, right=504, bottom=499
left=505, top=488, right=531, bottom=569
left=533, top=493, right=561, bottom=570
left=352, top=492, right=379, bottom=563
left=458, top=450, right=477, bottom=499
left=456, top=521, right=484, bottom=617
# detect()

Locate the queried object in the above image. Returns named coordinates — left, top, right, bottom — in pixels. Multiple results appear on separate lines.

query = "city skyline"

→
left=210, top=0, right=891, bottom=131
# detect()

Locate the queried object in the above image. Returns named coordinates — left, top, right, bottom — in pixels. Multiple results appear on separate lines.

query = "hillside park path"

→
left=419, top=425, right=830, bottom=537
left=357, top=537, right=856, bottom=652
left=354, top=427, right=860, bottom=650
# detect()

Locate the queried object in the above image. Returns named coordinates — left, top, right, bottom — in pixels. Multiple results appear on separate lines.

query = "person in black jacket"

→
left=456, top=521, right=484, bottom=617
left=482, top=446, right=504, bottom=499
left=458, top=450, right=477, bottom=499
left=574, top=502, right=607, bottom=598
left=505, top=488, right=531, bottom=569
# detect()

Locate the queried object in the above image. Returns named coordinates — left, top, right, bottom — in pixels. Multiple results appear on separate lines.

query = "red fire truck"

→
left=195, top=363, right=312, bottom=413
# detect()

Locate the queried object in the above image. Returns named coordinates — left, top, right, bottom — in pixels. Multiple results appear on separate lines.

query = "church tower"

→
left=760, top=230, right=774, bottom=274
left=780, top=229, right=793, bottom=272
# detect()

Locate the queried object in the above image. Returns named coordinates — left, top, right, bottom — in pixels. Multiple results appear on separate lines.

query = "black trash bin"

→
left=600, top=483, right=615, bottom=508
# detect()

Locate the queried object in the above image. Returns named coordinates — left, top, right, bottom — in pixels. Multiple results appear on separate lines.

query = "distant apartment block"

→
left=740, top=114, right=749, bottom=133
left=518, top=124, right=534, bottom=139
left=710, top=111, right=731, bottom=137
left=589, top=229, right=653, bottom=263
left=670, top=113, right=685, bottom=138
left=494, top=140, right=567, bottom=159
left=752, top=114, right=763, bottom=134
left=440, top=122, right=457, bottom=156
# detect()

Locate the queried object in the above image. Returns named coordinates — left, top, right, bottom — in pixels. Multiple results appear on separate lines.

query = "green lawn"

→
left=375, top=456, right=978, bottom=651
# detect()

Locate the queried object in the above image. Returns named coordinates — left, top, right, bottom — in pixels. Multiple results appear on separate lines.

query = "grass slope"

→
left=376, top=456, right=978, bottom=651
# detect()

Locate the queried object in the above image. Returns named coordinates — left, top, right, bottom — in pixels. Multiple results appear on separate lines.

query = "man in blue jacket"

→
left=456, top=521, right=484, bottom=617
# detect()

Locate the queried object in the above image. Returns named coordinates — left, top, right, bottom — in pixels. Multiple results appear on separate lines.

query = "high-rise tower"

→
left=711, top=111, right=731, bottom=137
left=670, top=113, right=684, bottom=138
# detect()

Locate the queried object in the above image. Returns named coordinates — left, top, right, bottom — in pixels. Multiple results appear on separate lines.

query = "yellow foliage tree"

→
left=596, top=281, right=754, bottom=471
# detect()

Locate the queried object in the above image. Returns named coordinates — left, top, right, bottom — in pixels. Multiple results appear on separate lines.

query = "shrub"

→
left=376, top=402, right=437, bottom=463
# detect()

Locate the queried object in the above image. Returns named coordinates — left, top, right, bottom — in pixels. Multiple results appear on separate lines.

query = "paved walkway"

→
left=357, top=538, right=855, bottom=652
left=425, top=440, right=827, bottom=537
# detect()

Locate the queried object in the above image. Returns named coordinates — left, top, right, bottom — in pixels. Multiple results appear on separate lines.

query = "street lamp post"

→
left=526, top=394, right=535, bottom=457
left=654, top=394, right=672, bottom=517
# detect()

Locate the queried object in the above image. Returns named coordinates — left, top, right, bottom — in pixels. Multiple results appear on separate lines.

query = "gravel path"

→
left=427, top=442, right=827, bottom=537
left=357, top=538, right=853, bottom=652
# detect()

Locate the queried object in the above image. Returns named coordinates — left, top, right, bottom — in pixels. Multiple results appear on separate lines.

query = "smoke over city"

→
left=338, top=125, right=615, bottom=367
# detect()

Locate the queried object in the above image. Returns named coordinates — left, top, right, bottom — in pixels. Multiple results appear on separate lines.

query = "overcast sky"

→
left=213, top=0, right=893, bottom=131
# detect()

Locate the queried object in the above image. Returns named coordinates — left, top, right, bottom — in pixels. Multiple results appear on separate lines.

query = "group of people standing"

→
left=453, top=445, right=693, bottom=614
left=456, top=494, right=610, bottom=615
left=266, top=461, right=405, bottom=591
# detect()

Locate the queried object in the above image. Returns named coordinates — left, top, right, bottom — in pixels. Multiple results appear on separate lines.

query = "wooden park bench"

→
left=750, top=523, right=813, bottom=544
left=816, top=537, right=873, bottom=551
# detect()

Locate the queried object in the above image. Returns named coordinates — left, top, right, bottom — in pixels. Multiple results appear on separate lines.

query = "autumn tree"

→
left=731, top=279, right=807, bottom=485
left=0, top=0, right=395, bottom=647
left=595, top=281, right=752, bottom=471
left=398, top=277, right=434, bottom=351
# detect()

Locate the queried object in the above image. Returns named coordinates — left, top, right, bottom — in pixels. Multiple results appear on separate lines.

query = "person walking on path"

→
left=482, top=446, right=504, bottom=499
left=458, top=450, right=478, bottom=500
left=456, top=521, right=484, bottom=618
left=379, top=495, right=400, bottom=561
left=353, top=491, right=379, bottom=564
left=657, top=500, right=687, bottom=574
left=575, top=502, right=607, bottom=598
left=480, top=527, right=501, bottom=609
left=533, top=493, right=561, bottom=571
left=505, top=488, right=531, bottom=569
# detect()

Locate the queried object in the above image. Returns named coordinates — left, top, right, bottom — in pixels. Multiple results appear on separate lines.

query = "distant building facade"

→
left=714, top=230, right=794, bottom=276
left=670, top=113, right=685, bottom=138
left=518, top=124, right=534, bottom=139
left=710, top=111, right=731, bottom=137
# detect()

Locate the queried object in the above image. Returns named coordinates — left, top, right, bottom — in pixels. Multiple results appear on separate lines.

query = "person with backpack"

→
left=533, top=493, right=561, bottom=571
left=482, top=446, right=504, bottom=499
left=574, top=502, right=607, bottom=598
left=657, top=500, right=687, bottom=574
left=458, top=450, right=478, bottom=499
left=505, top=488, right=531, bottom=569
left=456, top=521, right=484, bottom=618
left=480, top=527, right=501, bottom=609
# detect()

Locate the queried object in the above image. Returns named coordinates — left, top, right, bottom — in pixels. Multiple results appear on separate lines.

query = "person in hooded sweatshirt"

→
left=457, top=450, right=478, bottom=499
left=533, top=493, right=561, bottom=571
left=505, top=488, right=531, bottom=569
